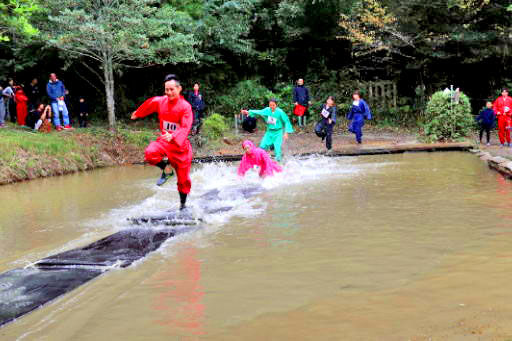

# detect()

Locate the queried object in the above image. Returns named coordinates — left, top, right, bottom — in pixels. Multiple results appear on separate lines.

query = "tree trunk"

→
left=103, top=52, right=116, bottom=129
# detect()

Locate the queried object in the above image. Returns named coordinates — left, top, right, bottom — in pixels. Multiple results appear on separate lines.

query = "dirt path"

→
left=198, top=126, right=419, bottom=157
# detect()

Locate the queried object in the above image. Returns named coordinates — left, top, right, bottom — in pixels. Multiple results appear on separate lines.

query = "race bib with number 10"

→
left=163, top=120, right=180, bottom=132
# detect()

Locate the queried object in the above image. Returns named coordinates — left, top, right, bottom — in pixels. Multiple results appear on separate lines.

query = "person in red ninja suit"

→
left=131, top=74, right=193, bottom=210
left=493, top=88, right=512, bottom=147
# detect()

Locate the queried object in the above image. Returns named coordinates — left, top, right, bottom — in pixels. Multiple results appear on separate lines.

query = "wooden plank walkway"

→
left=193, top=142, right=473, bottom=163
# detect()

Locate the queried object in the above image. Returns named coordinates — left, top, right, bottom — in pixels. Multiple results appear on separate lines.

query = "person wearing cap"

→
left=131, top=74, right=194, bottom=210
left=241, top=98, right=294, bottom=162
left=493, top=88, right=512, bottom=147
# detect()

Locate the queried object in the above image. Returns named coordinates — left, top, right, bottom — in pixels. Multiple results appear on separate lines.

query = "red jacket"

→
left=493, top=96, right=512, bottom=117
left=134, top=95, right=193, bottom=155
left=15, top=90, right=28, bottom=105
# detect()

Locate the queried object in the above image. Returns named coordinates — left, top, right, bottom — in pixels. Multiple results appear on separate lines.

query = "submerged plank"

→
left=0, top=228, right=181, bottom=327
left=0, top=267, right=103, bottom=327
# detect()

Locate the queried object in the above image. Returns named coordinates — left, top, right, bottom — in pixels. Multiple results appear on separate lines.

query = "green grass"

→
left=117, top=128, right=155, bottom=148
left=0, top=127, right=80, bottom=161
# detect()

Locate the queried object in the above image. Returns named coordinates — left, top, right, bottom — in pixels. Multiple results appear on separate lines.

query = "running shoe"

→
left=156, top=170, right=174, bottom=186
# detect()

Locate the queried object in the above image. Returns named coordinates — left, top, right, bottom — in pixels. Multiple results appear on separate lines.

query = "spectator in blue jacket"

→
left=293, top=78, right=311, bottom=127
left=475, top=101, right=496, bottom=145
left=46, top=73, right=72, bottom=130
left=187, top=83, right=205, bottom=135
left=347, top=90, right=372, bottom=144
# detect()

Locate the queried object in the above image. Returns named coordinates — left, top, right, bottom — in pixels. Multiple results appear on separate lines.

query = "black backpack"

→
left=242, top=116, right=257, bottom=133
left=314, top=120, right=326, bottom=138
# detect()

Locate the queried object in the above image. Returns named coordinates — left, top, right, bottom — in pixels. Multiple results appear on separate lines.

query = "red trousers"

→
left=497, top=115, right=511, bottom=144
left=145, top=140, right=192, bottom=194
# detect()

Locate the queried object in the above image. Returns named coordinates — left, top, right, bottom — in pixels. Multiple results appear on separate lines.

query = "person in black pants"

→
left=78, top=97, right=89, bottom=127
left=315, top=96, right=337, bottom=151
left=186, top=83, right=205, bottom=135
left=26, top=78, right=40, bottom=110
left=475, top=101, right=496, bottom=146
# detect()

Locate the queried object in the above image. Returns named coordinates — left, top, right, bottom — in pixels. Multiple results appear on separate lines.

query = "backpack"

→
left=242, top=116, right=257, bottom=133
left=314, top=120, right=326, bottom=138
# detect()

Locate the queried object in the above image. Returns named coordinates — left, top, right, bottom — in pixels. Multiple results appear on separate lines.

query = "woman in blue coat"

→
left=347, top=91, right=372, bottom=144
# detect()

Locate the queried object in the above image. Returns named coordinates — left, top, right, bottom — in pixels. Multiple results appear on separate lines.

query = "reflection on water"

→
left=3, top=152, right=512, bottom=340
left=152, top=245, right=205, bottom=337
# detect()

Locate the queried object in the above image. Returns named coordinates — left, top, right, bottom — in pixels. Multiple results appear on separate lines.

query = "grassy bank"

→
left=0, top=124, right=155, bottom=185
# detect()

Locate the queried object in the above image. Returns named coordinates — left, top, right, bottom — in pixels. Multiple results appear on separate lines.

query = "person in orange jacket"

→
left=493, top=88, right=512, bottom=147
left=15, top=87, right=28, bottom=126
left=130, top=74, right=193, bottom=210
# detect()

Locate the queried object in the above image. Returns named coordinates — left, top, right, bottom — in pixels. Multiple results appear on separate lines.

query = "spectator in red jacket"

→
left=15, top=87, right=29, bottom=126
left=493, top=88, right=512, bottom=147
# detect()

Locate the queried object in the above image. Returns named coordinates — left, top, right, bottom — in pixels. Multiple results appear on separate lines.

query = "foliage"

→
left=339, top=0, right=403, bottom=54
left=41, top=0, right=198, bottom=127
left=215, top=79, right=275, bottom=116
left=3, top=0, right=512, bottom=127
left=422, top=90, right=474, bottom=141
left=202, top=113, right=229, bottom=140
left=0, top=0, right=40, bottom=41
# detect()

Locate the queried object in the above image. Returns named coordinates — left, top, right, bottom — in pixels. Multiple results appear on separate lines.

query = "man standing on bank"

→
left=493, top=88, right=512, bottom=147
left=131, top=74, right=193, bottom=210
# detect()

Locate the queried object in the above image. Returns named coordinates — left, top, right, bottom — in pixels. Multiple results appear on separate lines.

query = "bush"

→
left=423, top=90, right=474, bottom=141
left=272, top=82, right=294, bottom=115
left=372, top=104, right=418, bottom=127
left=202, top=113, right=229, bottom=140
left=215, top=79, right=275, bottom=116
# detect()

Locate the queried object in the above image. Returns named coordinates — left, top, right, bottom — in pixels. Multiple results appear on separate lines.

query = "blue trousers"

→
left=0, top=100, right=5, bottom=125
left=349, top=120, right=364, bottom=143
left=51, top=101, right=70, bottom=127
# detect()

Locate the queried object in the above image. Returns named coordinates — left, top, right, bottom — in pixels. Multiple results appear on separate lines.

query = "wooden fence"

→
left=360, top=81, right=397, bottom=108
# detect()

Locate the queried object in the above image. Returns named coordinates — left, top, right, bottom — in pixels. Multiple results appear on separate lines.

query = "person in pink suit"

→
left=237, top=140, right=283, bottom=178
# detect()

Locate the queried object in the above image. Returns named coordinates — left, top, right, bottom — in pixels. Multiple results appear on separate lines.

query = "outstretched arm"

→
left=248, top=107, right=270, bottom=118
left=131, top=97, right=160, bottom=120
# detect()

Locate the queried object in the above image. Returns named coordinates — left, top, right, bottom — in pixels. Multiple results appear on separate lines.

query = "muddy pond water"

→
left=1, top=152, right=512, bottom=340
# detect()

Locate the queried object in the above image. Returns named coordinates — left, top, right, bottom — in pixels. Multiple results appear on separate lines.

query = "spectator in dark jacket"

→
left=475, top=101, right=496, bottom=145
left=187, top=83, right=205, bottom=135
left=46, top=73, right=72, bottom=130
left=293, top=78, right=311, bottom=128
left=26, top=78, right=40, bottom=110
left=78, top=97, right=89, bottom=128
left=315, top=96, right=337, bottom=151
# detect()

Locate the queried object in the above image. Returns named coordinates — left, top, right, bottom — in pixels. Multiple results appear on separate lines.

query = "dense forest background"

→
left=1, top=0, right=512, bottom=127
